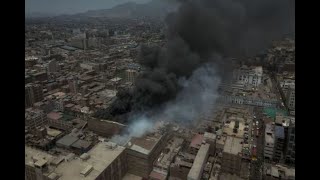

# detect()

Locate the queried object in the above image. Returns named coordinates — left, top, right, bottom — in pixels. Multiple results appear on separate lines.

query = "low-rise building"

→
left=25, top=141, right=127, bottom=180
left=187, top=143, right=210, bottom=180
left=88, top=118, right=126, bottom=138
left=169, top=152, right=195, bottom=180
left=150, top=137, right=184, bottom=179
left=221, top=136, right=243, bottom=176
left=203, top=132, right=216, bottom=156
left=188, top=134, right=204, bottom=155
left=25, top=108, right=47, bottom=129
left=263, top=163, right=295, bottom=180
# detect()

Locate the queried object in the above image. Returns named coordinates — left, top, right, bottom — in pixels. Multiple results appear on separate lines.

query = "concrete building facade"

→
left=125, top=133, right=168, bottom=178
left=286, top=86, right=295, bottom=110
left=88, top=118, right=126, bottom=138
left=285, top=120, right=295, bottom=165
left=25, top=108, right=47, bottom=129
left=273, top=126, right=285, bottom=162
left=169, top=152, right=195, bottom=180
left=233, top=66, right=263, bottom=87
left=263, top=163, right=295, bottom=180
left=150, top=137, right=184, bottom=179
left=25, top=83, right=44, bottom=108
left=203, top=132, right=216, bottom=156
left=25, top=141, right=128, bottom=180
left=126, top=69, right=138, bottom=83
left=187, top=143, right=210, bottom=180
left=264, top=123, right=275, bottom=160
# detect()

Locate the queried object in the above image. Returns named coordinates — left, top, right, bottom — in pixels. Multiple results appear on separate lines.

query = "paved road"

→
left=249, top=107, right=265, bottom=180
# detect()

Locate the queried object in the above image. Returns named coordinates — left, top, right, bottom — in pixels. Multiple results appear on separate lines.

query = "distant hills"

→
left=26, top=12, right=58, bottom=18
left=26, top=0, right=180, bottom=20
left=70, top=0, right=180, bottom=19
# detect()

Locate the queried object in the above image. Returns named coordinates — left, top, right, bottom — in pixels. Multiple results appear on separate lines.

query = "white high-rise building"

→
left=286, top=86, right=295, bottom=110
left=234, top=66, right=263, bottom=87
left=264, top=123, right=275, bottom=160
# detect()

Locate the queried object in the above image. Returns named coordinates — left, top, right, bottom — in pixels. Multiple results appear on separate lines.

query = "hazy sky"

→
left=26, top=0, right=152, bottom=15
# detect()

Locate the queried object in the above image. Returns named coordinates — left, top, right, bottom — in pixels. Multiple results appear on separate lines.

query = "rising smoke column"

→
left=161, top=62, right=221, bottom=125
left=98, top=0, right=294, bottom=125
left=111, top=62, right=221, bottom=144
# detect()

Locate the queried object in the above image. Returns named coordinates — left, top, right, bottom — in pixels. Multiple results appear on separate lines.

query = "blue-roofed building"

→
left=273, top=126, right=285, bottom=162
left=275, top=126, right=285, bottom=139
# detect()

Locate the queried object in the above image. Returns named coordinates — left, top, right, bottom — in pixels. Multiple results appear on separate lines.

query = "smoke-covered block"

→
left=87, top=118, right=126, bottom=138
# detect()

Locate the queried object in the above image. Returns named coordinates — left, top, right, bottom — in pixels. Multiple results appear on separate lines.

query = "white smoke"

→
left=110, top=63, right=221, bottom=144
left=110, top=116, right=154, bottom=145
left=162, top=63, right=221, bottom=125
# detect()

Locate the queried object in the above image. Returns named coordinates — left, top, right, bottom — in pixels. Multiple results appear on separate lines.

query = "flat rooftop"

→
left=25, top=141, right=125, bottom=180
left=265, top=123, right=274, bottom=134
left=223, top=120, right=245, bottom=138
left=223, top=136, right=243, bottom=155
left=154, top=137, right=184, bottom=169
left=275, top=115, right=291, bottom=127
left=97, top=89, right=117, bottom=98
left=56, top=134, right=79, bottom=147
left=188, top=143, right=210, bottom=180
left=172, top=152, right=195, bottom=168
left=122, top=173, right=143, bottom=180
left=275, top=126, right=285, bottom=139
left=190, top=134, right=204, bottom=149
left=264, top=163, right=295, bottom=179
left=47, top=112, right=63, bottom=121
left=126, top=133, right=163, bottom=155
left=265, top=132, right=275, bottom=144
left=204, top=132, right=216, bottom=141
left=46, top=127, right=63, bottom=137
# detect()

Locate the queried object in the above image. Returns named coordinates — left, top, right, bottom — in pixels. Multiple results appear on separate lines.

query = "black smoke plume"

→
left=95, top=0, right=294, bottom=123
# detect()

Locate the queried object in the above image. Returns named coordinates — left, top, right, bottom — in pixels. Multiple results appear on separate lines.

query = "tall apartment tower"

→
left=264, top=123, right=275, bottom=161
left=285, top=120, right=295, bottom=165
left=286, top=86, right=295, bottom=110
left=273, top=126, right=285, bottom=162
left=25, top=83, right=43, bottom=108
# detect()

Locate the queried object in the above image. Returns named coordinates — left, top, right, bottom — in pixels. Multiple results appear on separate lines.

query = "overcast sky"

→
left=26, top=0, right=152, bottom=15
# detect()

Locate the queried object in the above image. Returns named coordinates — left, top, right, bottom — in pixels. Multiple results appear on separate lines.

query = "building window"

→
left=289, top=136, right=294, bottom=142
left=291, top=128, right=295, bottom=134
